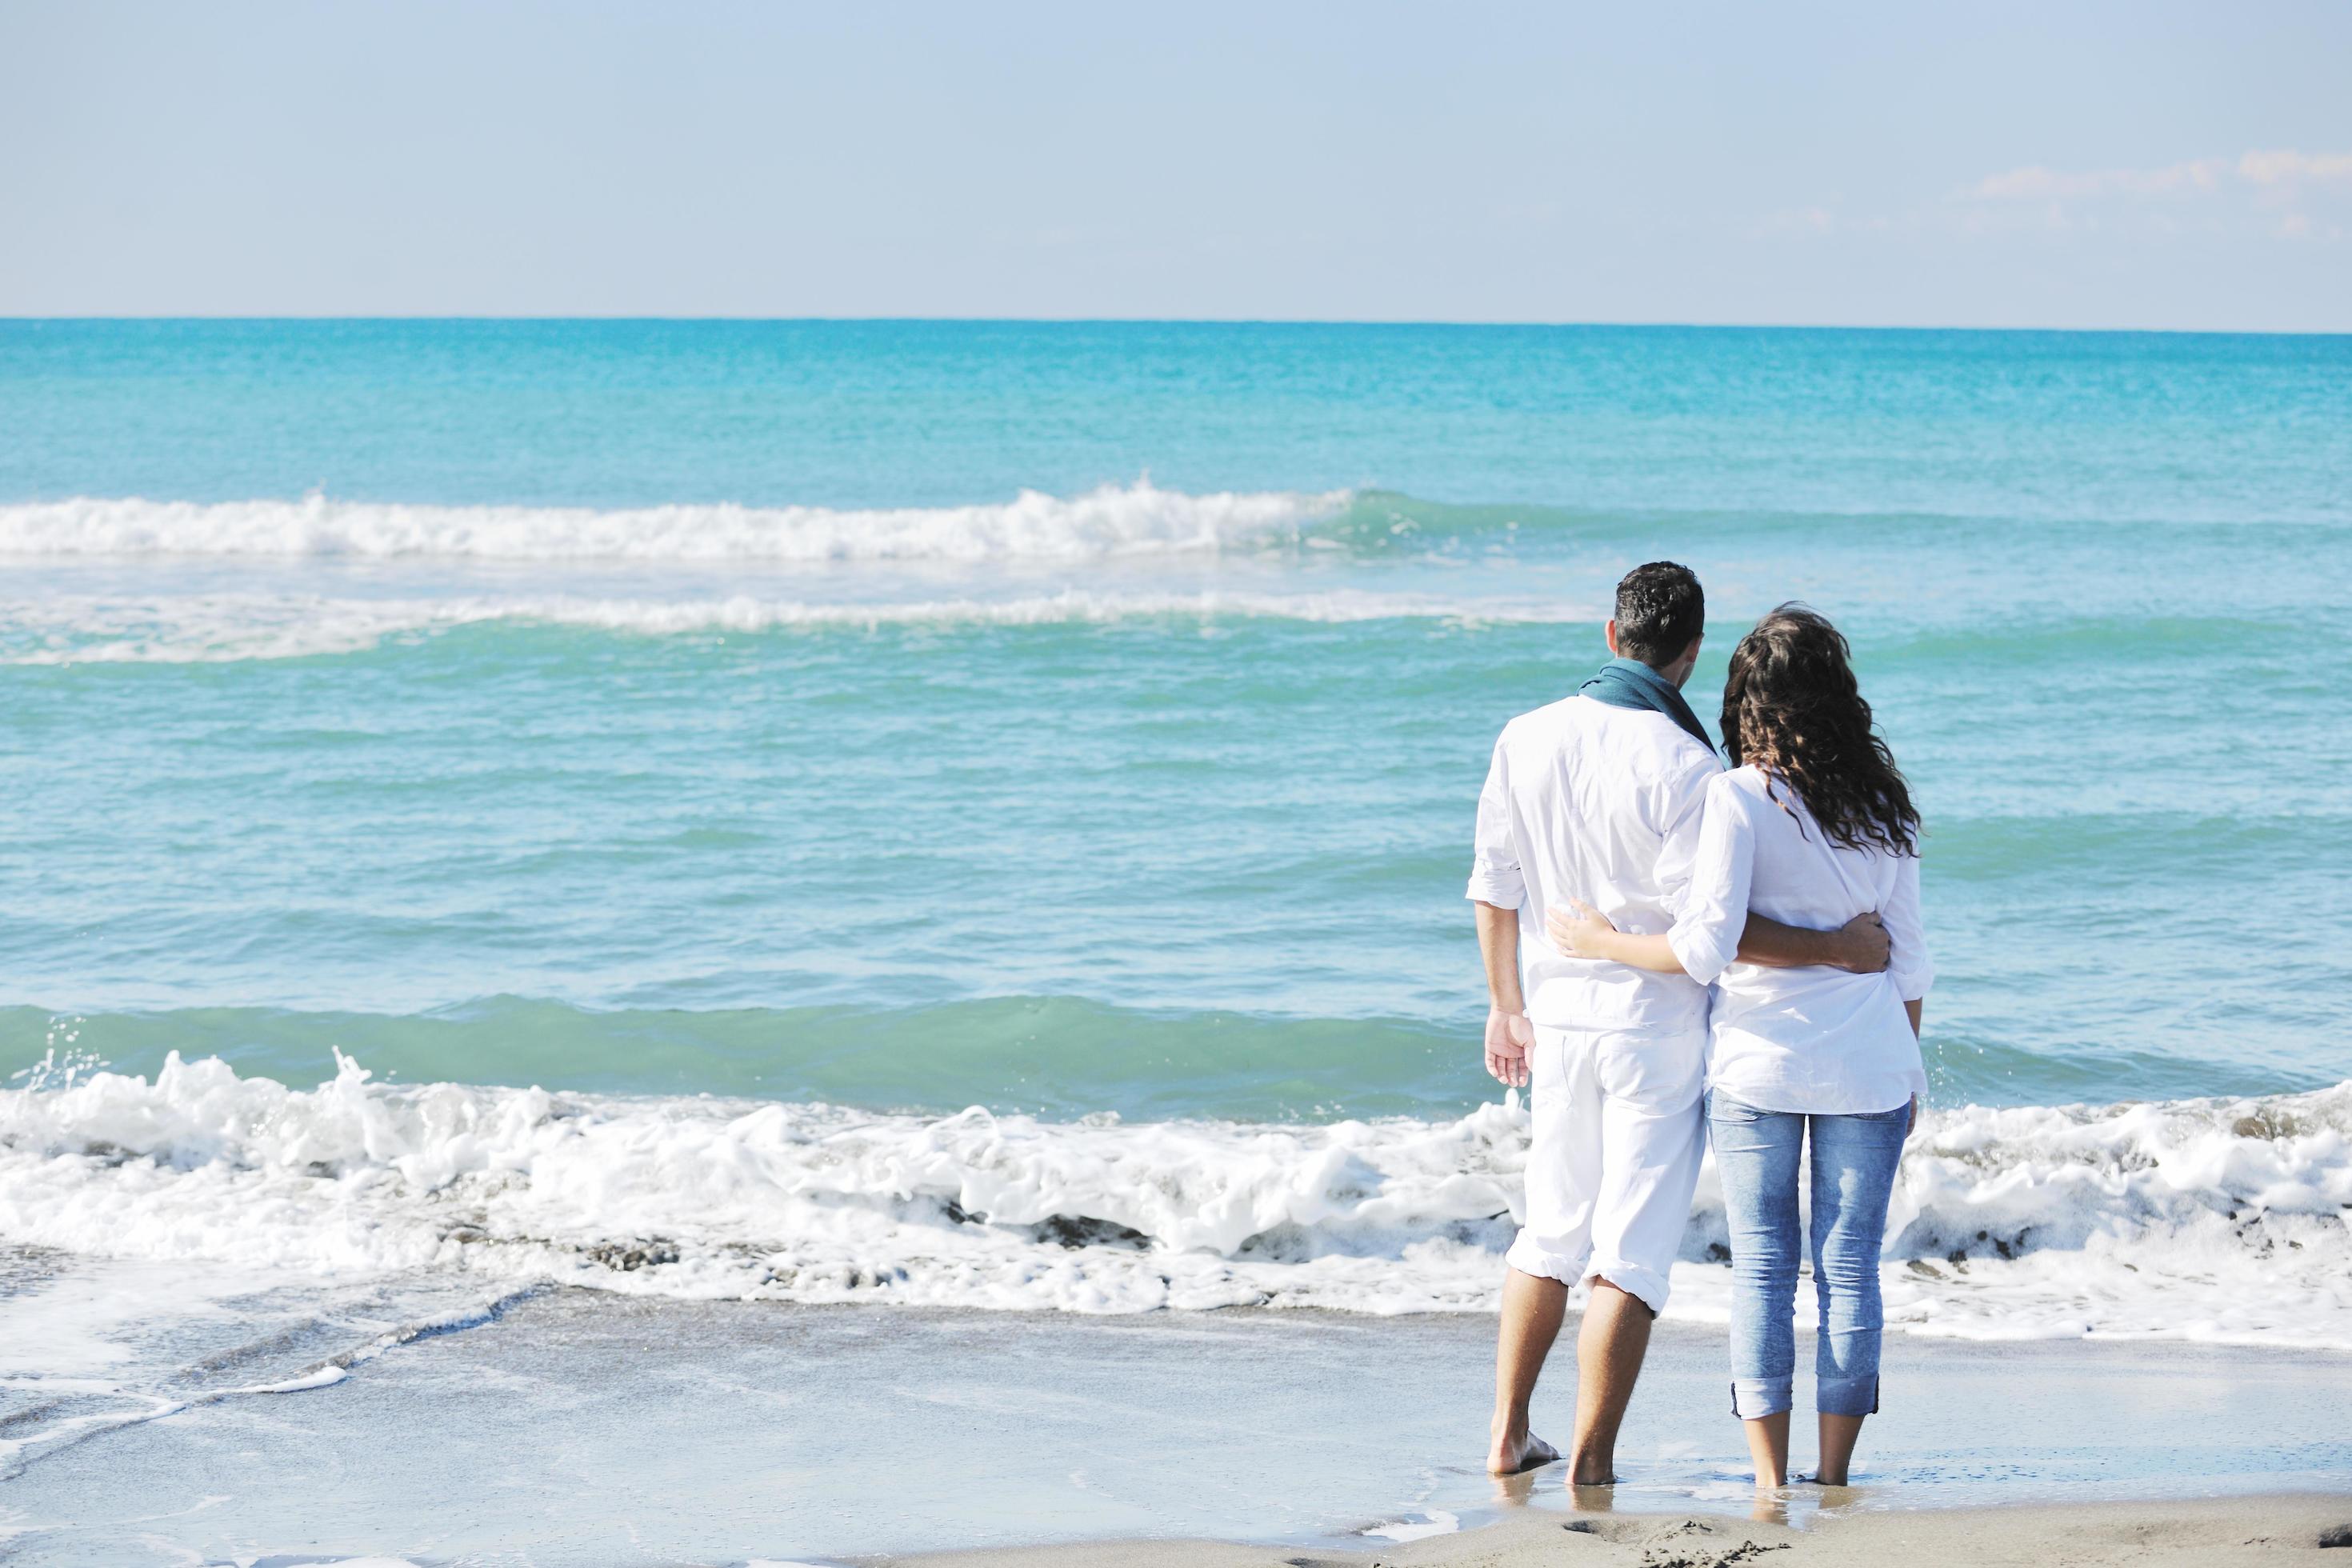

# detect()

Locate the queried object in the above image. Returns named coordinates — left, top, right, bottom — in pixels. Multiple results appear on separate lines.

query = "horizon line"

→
left=5, top=314, right=2350, bottom=338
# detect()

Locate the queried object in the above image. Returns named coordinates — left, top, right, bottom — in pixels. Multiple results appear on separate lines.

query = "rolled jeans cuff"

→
left=1817, top=1373, right=1879, bottom=1418
left=1730, top=1377, right=1792, bottom=1419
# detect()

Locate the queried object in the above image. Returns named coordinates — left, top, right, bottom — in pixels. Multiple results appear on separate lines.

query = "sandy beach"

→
left=879, top=1497, right=2352, bottom=1568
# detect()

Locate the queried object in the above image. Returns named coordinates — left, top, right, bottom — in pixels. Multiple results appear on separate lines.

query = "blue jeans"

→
left=1707, top=1091, right=1910, bottom=1420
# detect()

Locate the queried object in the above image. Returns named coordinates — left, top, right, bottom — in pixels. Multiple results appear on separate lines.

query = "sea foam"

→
left=0, top=482, right=1350, bottom=562
left=0, top=586, right=1575, bottom=663
left=6, top=1053, right=2346, bottom=1343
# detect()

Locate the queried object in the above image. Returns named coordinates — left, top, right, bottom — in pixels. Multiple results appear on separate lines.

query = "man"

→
left=1468, top=562, right=1889, bottom=1482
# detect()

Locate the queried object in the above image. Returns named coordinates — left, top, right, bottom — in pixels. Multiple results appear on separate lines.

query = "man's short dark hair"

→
left=1614, top=562, right=1705, bottom=667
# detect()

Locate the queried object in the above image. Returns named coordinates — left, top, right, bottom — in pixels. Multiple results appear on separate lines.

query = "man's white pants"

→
left=1505, top=1022, right=1707, bottom=1315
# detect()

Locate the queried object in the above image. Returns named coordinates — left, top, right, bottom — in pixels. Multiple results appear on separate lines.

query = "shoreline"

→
left=866, top=1494, right=2352, bottom=1567
left=6, top=1285, right=2349, bottom=1562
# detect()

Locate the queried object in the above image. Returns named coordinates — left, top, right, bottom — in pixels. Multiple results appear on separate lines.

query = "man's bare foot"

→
left=1486, top=1428, right=1561, bottom=1474
left=1567, top=1442, right=1617, bottom=1486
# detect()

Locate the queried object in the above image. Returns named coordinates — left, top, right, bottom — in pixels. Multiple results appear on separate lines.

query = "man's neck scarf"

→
left=1579, top=657, right=1714, bottom=752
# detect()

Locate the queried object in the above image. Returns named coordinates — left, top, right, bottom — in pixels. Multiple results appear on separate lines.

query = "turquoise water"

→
left=0, top=322, right=2347, bottom=1336
left=5, top=322, right=2346, bottom=1113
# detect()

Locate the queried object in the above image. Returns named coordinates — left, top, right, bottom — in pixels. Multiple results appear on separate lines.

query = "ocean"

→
left=2, top=322, right=2348, bottom=1472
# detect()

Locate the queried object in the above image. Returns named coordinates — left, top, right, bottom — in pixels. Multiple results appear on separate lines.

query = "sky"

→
left=3, top=1, right=2349, bottom=329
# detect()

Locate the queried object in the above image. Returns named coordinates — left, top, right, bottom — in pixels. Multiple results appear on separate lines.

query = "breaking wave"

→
left=0, top=482, right=1352, bottom=563
left=4, top=1052, right=2346, bottom=1344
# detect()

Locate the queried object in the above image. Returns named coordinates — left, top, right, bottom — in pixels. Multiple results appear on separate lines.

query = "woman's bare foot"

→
left=1486, top=1427, right=1561, bottom=1474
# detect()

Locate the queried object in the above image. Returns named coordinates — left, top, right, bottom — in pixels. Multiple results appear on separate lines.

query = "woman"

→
left=1548, top=604, right=1930, bottom=1491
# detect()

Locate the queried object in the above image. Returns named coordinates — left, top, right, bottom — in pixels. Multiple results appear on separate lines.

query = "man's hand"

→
left=1834, top=912, right=1891, bottom=974
left=1545, top=900, right=1618, bottom=959
left=1485, top=1006, right=1535, bottom=1088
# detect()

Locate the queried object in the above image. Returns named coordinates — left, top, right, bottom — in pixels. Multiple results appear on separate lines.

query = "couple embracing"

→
left=1467, top=562, right=1930, bottom=1493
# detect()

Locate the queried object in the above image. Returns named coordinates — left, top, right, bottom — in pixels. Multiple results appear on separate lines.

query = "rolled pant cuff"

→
left=1730, top=1377, right=1792, bottom=1419
left=1586, top=1258, right=1670, bottom=1315
left=1503, top=1234, right=1589, bottom=1286
left=1816, top=1373, right=1879, bottom=1417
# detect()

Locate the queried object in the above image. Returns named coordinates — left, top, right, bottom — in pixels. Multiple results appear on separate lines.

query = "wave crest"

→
left=0, top=482, right=1351, bottom=563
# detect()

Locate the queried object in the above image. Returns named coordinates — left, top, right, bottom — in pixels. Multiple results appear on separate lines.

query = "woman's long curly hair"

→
left=1720, top=605, right=1920, bottom=856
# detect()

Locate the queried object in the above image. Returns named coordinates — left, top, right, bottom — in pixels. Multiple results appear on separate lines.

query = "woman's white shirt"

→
left=1667, top=766, right=1931, bottom=1115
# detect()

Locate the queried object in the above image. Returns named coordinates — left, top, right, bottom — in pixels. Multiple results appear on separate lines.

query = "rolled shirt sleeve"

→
left=1666, top=773, right=1752, bottom=986
left=1882, top=848, right=1935, bottom=1002
left=1464, top=735, right=1526, bottom=909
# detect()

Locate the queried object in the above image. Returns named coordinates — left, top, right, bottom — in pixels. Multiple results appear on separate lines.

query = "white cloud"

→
left=1966, top=159, right=2226, bottom=201
left=2237, top=149, right=2352, bottom=186
left=1762, top=150, right=2350, bottom=250
left=1965, top=150, right=2352, bottom=202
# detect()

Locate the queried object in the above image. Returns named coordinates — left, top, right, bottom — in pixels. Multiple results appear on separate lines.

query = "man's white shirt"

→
left=1465, top=693, right=1719, bottom=1036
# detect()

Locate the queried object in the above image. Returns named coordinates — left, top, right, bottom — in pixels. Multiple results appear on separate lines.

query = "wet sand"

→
left=4, top=1283, right=2347, bottom=1562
